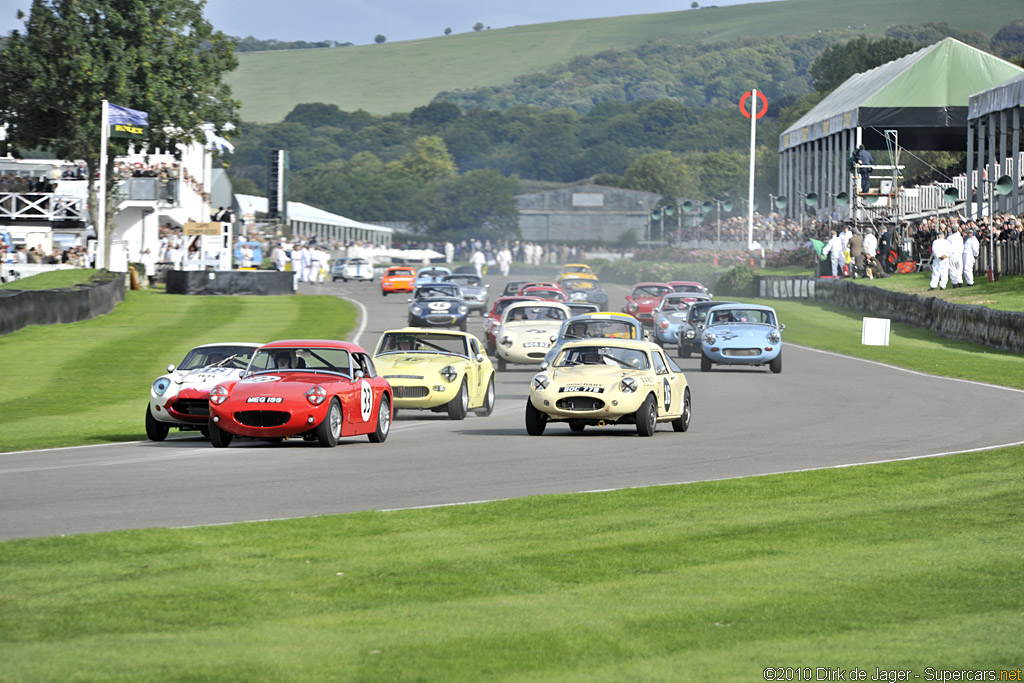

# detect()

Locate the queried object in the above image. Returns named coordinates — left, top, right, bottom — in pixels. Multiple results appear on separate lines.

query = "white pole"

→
left=747, top=89, right=757, bottom=250
left=97, top=99, right=109, bottom=270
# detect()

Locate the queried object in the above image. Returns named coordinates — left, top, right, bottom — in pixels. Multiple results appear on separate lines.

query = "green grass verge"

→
left=846, top=271, right=1024, bottom=311
left=2, top=449, right=1021, bottom=680
left=0, top=268, right=113, bottom=290
left=0, top=289, right=356, bottom=452
left=228, top=0, right=1023, bottom=120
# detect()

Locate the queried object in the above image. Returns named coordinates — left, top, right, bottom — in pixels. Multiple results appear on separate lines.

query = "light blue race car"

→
left=652, top=292, right=699, bottom=347
left=700, top=303, right=784, bottom=373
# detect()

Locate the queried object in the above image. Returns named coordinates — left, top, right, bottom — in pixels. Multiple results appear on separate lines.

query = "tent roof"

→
left=969, top=69, right=1024, bottom=120
left=234, top=193, right=391, bottom=234
left=780, top=38, right=1023, bottom=152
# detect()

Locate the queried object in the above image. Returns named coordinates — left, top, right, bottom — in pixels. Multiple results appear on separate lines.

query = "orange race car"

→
left=380, top=266, right=417, bottom=296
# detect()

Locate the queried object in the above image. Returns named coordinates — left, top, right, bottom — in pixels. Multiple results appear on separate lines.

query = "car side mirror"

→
left=549, top=335, right=557, bottom=343
left=779, top=323, right=786, bottom=331
left=406, top=298, right=412, bottom=303
left=540, top=361, right=549, bottom=371
left=167, top=364, right=175, bottom=373
left=354, top=370, right=366, bottom=380
left=485, top=284, right=490, bottom=288
left=475, top=354, right=485, bottom=363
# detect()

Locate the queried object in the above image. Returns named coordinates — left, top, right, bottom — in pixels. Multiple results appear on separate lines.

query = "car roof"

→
left=568, top=312, right=640, bottom=323
left=381, top=327, right=473, bottom=339
left=562, top=263, right=592, bottom=269
left=259, top=339, right=364, bottom=350
left=559, top=338, right=663, bottom=352
left=504, top=300, right=571, bottom=312
left=709, top=303, right=776, bottom=312
left=632, top=282, right=673, bottom=288
left=193, top=342, right=262, bottom=349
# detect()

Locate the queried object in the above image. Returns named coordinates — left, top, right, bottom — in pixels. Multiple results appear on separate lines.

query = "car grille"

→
left=723, top=348, right=761, bottom=357
left=235, top=410, right=290, bottom=427
left=170, top=398, right=210, bottom=417
left=392, top=386, right=429, bottom=399
left=425, top=314, right=456, bottom=324
left=527, top=352, right=547, bottom=359
left=556, top=397, right=605, bottom=411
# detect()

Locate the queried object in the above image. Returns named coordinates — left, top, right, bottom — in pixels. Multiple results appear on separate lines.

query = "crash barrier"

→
left=759, top=276, right=1024, bottom=355
left=0, top=274, right=126, bottom=335
left=758, top=277, right=816, bottom=299
left=165, top=269, right=296, bottom=296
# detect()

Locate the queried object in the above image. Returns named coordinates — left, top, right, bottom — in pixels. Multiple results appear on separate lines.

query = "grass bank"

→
left=2, top=448, right=1021, bottom=680
left=0, top=288, right=356, bottom=452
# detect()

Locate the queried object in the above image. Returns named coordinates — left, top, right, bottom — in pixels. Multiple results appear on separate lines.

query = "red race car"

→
left=483, top=296, right=541, bottom=354
left=622, top=282, right=674, bottom=326
left=208, top=339, right=393, bottom=447
left=668, top=280, right=711, bottom=300
left=520, top=285, right=568, bottom=303
left=380, top=266, right=416, bottom=296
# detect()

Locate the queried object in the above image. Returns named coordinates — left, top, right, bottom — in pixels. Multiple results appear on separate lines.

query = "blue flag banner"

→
left=108, top=103, right=149, bottom=139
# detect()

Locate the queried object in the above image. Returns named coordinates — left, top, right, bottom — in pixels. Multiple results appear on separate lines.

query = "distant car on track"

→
left=380, top=266, right=416, bottom=296
left=443, top=273, right=490, bottom=314
left=408, top=283, right=470, bottom=331
left=622, top=282, right=674, bottom=326
left=494, top=301, right=570, bottom=372
left=700, top=303, right=784, bottom=373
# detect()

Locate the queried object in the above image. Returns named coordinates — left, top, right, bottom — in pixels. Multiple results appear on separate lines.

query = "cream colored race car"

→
left=493, top=300, right=571, bottom=372
left=526, top=338, right=691, bottom=437
left=373, top=328, right=495, bottom=420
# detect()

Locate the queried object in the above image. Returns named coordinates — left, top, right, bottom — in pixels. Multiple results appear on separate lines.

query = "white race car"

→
left=146, top=342, right=261, bottom=441
left=494, top=301, right=570, bottom=372
left=339, top=257, right=375, bottom=282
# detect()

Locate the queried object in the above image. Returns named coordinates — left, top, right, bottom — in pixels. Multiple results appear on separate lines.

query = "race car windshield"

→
left=633, top=285, right=672, bottom=298
left=709, top=309, right=776, bottom=325
left=388, top=269, right=414, bottom=277
left=672, top=284, right=704, bottom=293
left=561, top=279, right=598, bottom=291
left=557, top=346, right=648, bottom=369
left=416, top=285, right=460, bottom=299
left=248, top=347, right=352, bottom=376
left=377, top=332, right=469, bottom=357
left=562, top=320, right=636, bottom=340
left=659, top=298, right=690, bottom=312
left=178, top=346, right=257, bottom=371
left=444, top=275, right=482, bottom=287
left=506, top=306, right=567, bottom=322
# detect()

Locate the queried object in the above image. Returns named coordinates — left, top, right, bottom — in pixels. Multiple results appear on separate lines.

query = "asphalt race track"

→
left=3, top=272, right=1023, bottom=541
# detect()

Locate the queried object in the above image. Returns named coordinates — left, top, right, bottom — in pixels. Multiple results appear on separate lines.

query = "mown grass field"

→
left=0, top=285, right=356, bottom=452
left=228, top=0, right=1024, bottom=120
left=2, top=276, right=1023, bottom=679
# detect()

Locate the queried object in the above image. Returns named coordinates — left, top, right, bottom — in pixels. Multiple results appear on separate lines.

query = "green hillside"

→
left=227, top=0, right=1023, bottom=122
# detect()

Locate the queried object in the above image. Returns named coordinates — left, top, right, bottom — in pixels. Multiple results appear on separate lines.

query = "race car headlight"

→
left=659, top=320, right=669, bottom=330
left=703, top=332, right=716, bottom=345
left=685, top=329, right=696, bottom=339
left=210, top=384, right=229, bottom=405
left=569, top=292, right=586, bottom=301
left=440, top=365, right=458, bottom=383
left=767, top=330, right=781, bottom=344
left=500, top=336, right=513, bottom=347
left=619, top=377, right=637, bottom=393
left=532, top=374, right=550, bottom=391
left=305, top=385, right=327, bottom=406
left=458, top=305, right=469, bottom=314
left=627, top=301, right=639, bottom=312
left=152, top=377, right=171, bottom=396
left=411, top=305, right=423, bottom=315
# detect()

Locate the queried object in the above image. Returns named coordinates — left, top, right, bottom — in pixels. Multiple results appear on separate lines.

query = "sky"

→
left=0, top=0, right=777, bottom=46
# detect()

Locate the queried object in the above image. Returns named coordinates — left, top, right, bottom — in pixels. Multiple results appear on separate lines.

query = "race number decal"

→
left=663, top=377, right=672, bottom=411
left=360, top=380, right=373, bottom=422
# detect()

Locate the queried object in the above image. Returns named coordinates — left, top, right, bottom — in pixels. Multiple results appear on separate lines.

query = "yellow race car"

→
left=373, top=328, right=495, bottom=420
left=556, top=263, right=599, bottom=282
left=526, top=338, right=691, bottom=437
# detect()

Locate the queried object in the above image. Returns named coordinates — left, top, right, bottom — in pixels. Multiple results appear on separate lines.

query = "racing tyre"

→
left=678, top=346, right=691, bottom=359
left=671, top=387, right=691, bottom=432
left=486, top=339, right=496, bottom=356
left=700, top=352, right=712, bottom=372
left=525, top=399, right=547, bottom=436
left=447, top=379, right=469, bottom=420
left=382, top=291, right=387, bottom=297
left=316, top=398, right=342, bottom=447
left=497, top=356, right=507, bottom=372
left=569, top=420, right=586, bottom=433
left=145, top=406, right=169, bottom=441
left=635, top=394, right=657, bottom=437
left=769, top=352, right=782, bottom=374
left=368, top=395, right=391, bottom=443
left=475, top=376, right=495, bottom=417
left=459, top=320, right=468, bottom=332
left=208, top=420, right=233, bottom=448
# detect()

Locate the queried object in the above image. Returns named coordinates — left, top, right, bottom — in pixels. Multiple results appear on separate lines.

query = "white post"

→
left=747, top=89, right=757, bottom=250
left=97, top=99, right=109, bottom=269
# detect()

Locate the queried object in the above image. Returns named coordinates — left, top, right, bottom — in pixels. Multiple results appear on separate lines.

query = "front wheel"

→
left=678, top=346, right=691, bottom=359
left=208, top=420, right=233, bottom=448
left=769, top=352, right=782, bottom=374
left=145, top=405, right=169, bottom=441
left=700, top=352, right=712, bottom=372
left=475, top=376, right=495, bottom=417
left=525, top=399, right=547, bottom=436
left=447, top=379, right=468, bottom=420
left=636, top=394, right=657, bottom=437
left=368, top=395, right=391, bottom=443
left=569, top=420, right=586, bottom=433
left=671, top=387, right=691, bottom=432
left=497, top=356, right=507, bottom=372
left=316, top=398, right=342, bottom=447
left=459, top=319, right=468, bottom=332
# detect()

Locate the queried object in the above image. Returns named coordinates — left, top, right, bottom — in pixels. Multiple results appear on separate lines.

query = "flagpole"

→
left=97, top=99, right=109, bottom=270
left=747, top=89, right=757, bottom=251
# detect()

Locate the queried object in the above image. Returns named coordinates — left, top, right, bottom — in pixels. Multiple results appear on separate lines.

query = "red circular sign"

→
left=739, top=90, right=768, bottom=119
